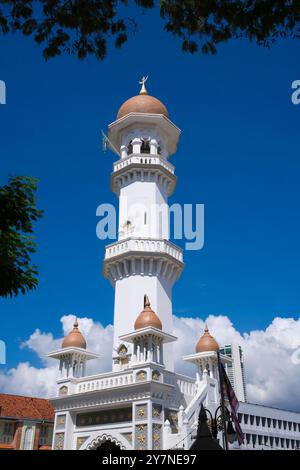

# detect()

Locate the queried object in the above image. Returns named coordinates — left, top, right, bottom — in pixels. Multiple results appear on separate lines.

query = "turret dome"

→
left=117, top=77, right=169, bottom=120
left=134, top=296, right=162, bottom=330
left=62, top=319, right=86, bottom=349
left=195, top=325, right=219, bottom=353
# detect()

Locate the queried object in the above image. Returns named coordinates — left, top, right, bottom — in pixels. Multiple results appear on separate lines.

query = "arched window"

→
left=127, top=140, right=133, bottom=155
left=141, top=138, right=150, bottom=154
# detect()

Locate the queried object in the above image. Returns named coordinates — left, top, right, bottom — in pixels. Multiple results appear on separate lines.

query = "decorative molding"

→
left=54, top=432, right=64, bottom=450
left=152, top=404, right=162, bottom=420
left=135, top=404, right=147, bottom=421
left=76, top=436, right=89, bottom=450
left=152, top=424, right=162, bottom=450
left=56, top=414, right=66, bottom=428
left=58, top=385, right=68, bottom=396
left=135, top=424, right=147, bottom=451
left=86, top=433, right=126, bottom=450
left=136, top=370, right=147, bottom=382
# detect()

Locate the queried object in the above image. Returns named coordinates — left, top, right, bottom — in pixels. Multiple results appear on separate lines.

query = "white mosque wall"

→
left=112, top=274, right=174, bottom=371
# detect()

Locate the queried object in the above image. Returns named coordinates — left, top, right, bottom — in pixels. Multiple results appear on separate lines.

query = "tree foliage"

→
left=0, top=176, right=43, bottom=298
left=0, top=1, right=299, bottom=60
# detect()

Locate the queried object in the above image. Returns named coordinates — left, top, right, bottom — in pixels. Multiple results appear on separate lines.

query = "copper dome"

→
left=62, top=319, right=87, bottom=349
left=117, top=94, right=169, bottom=120
left=117, top=78, right=169, bottom=120
left=196, top=325, right=219, bottom=353
left=134, top=296, right=162, bottom=330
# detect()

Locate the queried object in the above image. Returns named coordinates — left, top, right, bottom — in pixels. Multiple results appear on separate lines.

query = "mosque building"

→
left=48, top=80, right=300, bottom=450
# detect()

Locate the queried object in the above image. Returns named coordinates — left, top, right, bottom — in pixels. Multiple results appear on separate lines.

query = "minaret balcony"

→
left=103, top=237, right=184, bottom=284
left=111, top=154, right=176, bottom=196
left=113, top=154, right=175, bottom=174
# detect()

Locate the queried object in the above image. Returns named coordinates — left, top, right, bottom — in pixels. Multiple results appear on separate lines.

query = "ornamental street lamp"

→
left=204, top=406, right=237, bottom=445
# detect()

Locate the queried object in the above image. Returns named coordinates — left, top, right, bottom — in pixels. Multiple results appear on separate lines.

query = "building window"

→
left=261, top=417, right=266, bottom=427
left=291, top=439, right=295, bottom=449
left=144, top=212, right=147, bottom=225
left=255, top=416, right=260, bottom=426
left=1, top=422, right=14, bottom=443
left=40, top=425, right=48, bottom=438
left=23, top=426, right=34, bottom=450
left=128, top=141, right=133, bottom=155
left=4, top=422, right=13, bottom=435
left=250, top=415, right=254, bottom=425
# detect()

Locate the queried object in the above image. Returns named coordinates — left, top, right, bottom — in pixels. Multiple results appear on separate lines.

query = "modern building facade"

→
left=0, top=394, right=54, bottom=450
left=237, top=402, right=300, bottom=450
left=219, top=344, right=247, bottom=403
left=48, top=81, right=300, bottom=450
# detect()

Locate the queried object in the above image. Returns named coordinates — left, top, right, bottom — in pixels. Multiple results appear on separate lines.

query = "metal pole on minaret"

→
left=103, top=78, right=183, bottom=372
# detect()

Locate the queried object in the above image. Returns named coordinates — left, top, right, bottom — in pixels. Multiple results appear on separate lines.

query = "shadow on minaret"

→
left=190, top=405, right=224, bottom=450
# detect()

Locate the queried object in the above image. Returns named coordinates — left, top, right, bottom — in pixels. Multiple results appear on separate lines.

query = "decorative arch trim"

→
left=82, top=431, right=131, bottom=450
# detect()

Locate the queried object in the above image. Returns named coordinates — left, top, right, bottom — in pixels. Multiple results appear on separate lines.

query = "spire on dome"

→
left=195, top=324, right=219, bottom=353
left=134, top=295, right=162, bottom=330
left=62, top=318, right=87, bottom=349
left=139, top=75, right=148, bottom=95
left=116, top=76, right=169, bottom=119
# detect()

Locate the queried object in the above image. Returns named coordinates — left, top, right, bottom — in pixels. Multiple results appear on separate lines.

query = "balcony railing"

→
left=113, top=154, right=175, bottom=175
left=104, top=238, right=183, bottom=262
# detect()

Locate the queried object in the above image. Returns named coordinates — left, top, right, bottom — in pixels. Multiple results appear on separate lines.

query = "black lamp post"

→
left=204, top=405, right=237, bottom=445
left=190, top=404, right=223, bottom=450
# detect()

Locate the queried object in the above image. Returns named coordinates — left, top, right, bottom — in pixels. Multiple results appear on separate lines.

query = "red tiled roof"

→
left=0, top=394, right=54, bottom=421
left=38, top=445, right=52, bottom=450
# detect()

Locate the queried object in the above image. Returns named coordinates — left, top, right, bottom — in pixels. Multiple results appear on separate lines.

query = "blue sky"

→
left=0, top=7, right=299, bottom=371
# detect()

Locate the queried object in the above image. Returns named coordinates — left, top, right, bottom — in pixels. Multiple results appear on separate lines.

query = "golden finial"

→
left=139, top=76, right=148, bottom=95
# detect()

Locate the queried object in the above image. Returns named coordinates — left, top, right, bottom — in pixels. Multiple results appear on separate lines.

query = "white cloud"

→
left=1, top=314, right=300, bottom=412
left=173, top=314, right=300, bottom=411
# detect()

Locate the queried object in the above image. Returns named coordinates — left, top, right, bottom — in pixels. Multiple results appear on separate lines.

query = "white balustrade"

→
left=105, top=238, right=183, bottom=262
left=76, top=371, right=134, bottom=394
left=176, top=375, right=197, bottom=397
left=113, top=154, right=175, bottom=175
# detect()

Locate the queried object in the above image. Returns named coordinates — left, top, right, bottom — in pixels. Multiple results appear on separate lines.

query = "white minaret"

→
left=103, top=78, right=183, bottom=371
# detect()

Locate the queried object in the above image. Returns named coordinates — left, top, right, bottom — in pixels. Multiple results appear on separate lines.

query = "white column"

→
left=120, top=145, right=128, bottom=159
left=150, top=139, right=158, bottom=155
left=132, top=138, right=142, bottom=153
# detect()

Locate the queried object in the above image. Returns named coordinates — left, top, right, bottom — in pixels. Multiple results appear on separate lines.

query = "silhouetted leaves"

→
left=0, top=1, right=299, bottom=59
left=0, top=176, right=43, bottom=298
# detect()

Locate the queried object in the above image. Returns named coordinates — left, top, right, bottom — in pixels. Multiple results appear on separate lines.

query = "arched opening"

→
left=94, top=439, right=121, bottom=450
left=141, top=138, right=150, bottom=154
left=128, top=140, right=133, bottom=155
